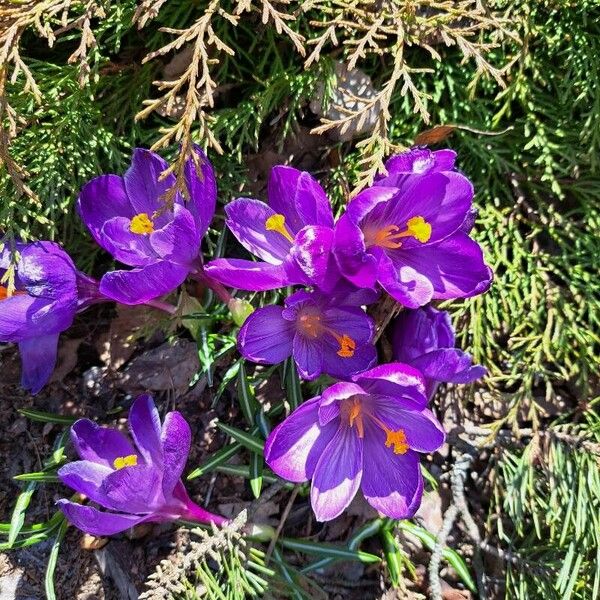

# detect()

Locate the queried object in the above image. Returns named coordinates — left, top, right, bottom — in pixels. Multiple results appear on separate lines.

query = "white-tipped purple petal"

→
left=311, top=424, right=363, bottom=521
left=361, top=420, right=423, bottom=519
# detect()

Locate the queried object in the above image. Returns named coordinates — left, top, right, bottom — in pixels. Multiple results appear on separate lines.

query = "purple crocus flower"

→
left=333, top=149, right=492, bottom=308
left=265, top=363, right=445, bottom=521
left=238, top=288, right=376, bottom=380
left=205, top=166, right=339, bottom=292
left=78, top=146, right=216, bottom=304
left=392, top=305, right=486, bottom=399
left=57, top=394, right=226, bottom=536
left=0, top=241, right=96, bottom=394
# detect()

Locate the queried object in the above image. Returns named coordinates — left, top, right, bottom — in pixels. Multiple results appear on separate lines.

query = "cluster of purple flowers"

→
left=206, top=148, right=490, bottom=521
left=1, top=145, right=490, bottom=532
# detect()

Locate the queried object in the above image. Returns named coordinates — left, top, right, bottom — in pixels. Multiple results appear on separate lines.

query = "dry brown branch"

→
left=302, top=0, right=520, bottom=190
left=0, top=0, right=104, bottom=205
left=134, top=0, right=306, bottom=204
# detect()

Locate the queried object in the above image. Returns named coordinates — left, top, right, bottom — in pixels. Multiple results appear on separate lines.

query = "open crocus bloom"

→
left=78, top=146, right=216, bottom=304
left=333, top=152, right=492, bottom=308
left=205, top=166, right=339, bottom=292
left=57, top=394, right=225, bottom=536
left=265, top=363, right=445, bottom=521
left=237, top=288, right=376, bottom=380
left=392, top=305, right=486, bottom=398
left=0, top=241, right=91, bottom=394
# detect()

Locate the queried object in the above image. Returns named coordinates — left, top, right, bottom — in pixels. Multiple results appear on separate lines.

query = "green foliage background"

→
left=1, top=1, right=599, bottom=598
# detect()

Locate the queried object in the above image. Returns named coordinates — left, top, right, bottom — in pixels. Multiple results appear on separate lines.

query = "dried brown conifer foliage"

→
left=0, top=0, right=518, bottom=204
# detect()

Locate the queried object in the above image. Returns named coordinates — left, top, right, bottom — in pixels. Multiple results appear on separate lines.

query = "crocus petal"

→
left=57, top=460, right=116, bottom=509
left=205, top=258, right=307, bottom=291
left=410, top=348, right=486, bottom=385
left=160, top=411, right=192, bottom=497
left=268, top=166, right=334, bottom=230
left=71, top=419, right=137, bottom=467
left=18, top=241, right=78, bottom=300
left=370, top=399, right=446, bottom=453
left=320, top=340, right=377, bottom=381
left=376, top=148, right=457, bottom=189
left=392, top=306, right=455, bottom=362
left=323, top=306, right=375, bottom=344
left=128, top=394, right=163, bottom=467
left=225, top=198, right=292, bottom=263
left=99, top=261, right=189, bottom=304
left=0, top=296, right=49, bottom=342
left=353, top=363, right=427, bottom=410
left=377, top=251, right=434, bottom=308
left=311, top=425, right=363, bottom=521
left=123, top=149, right=176, bottom=220
left=237, top=305, right=295, bottom=364
left=333, top=213, right=379, bottom=288
left=265, top=397, right=338, bottom=482
left=290, top=225, right=339, bottom=291
left=172, top=482, right=227, bottom=526
left=101, top=216, right=156, bottom=267
left=149, top=204, right=200, bottom=265
left=293, top=334, right=324, bottom=380
left=345, top=186, right=398, bottom=226
left=184, top=145, right=217, bottom=237
left=77, top=175, right=135, bottom=250
left=57, top=500, right=147, bottom=537
left=361, top=420, right=423, bottom=519
left=398, top=232, right=493, bottom=300
left=19, top=334, right=60, bottom=394
left=101, top=464, right=163, bottom=513
left=317, top=382, right=367, bottom=425
left=381, top=172, right=473, bottom=246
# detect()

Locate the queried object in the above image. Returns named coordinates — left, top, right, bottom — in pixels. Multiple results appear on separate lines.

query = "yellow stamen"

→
left=298, top=313, right=322, bottom=338
left=265, top=213, right=294, bottom=243
left=365, top=215, right=431, bottom=249
left=113, top=454, right=138, bottom=470
left=130, top=213, right=154, bottom=235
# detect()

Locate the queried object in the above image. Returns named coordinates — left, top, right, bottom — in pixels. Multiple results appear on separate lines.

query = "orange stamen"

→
left=0, top=285, right=25, bottom=301
left=348, top=399, right=365, bottom=438
left=297, top=313, right=356, bottom=358
left=365, top=216, right=431, bottom=249
left=371, top=415, right=409, bottom=454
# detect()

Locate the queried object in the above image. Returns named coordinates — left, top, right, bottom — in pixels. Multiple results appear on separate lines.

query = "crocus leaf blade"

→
left=217, top=422, right=264, bottom=454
